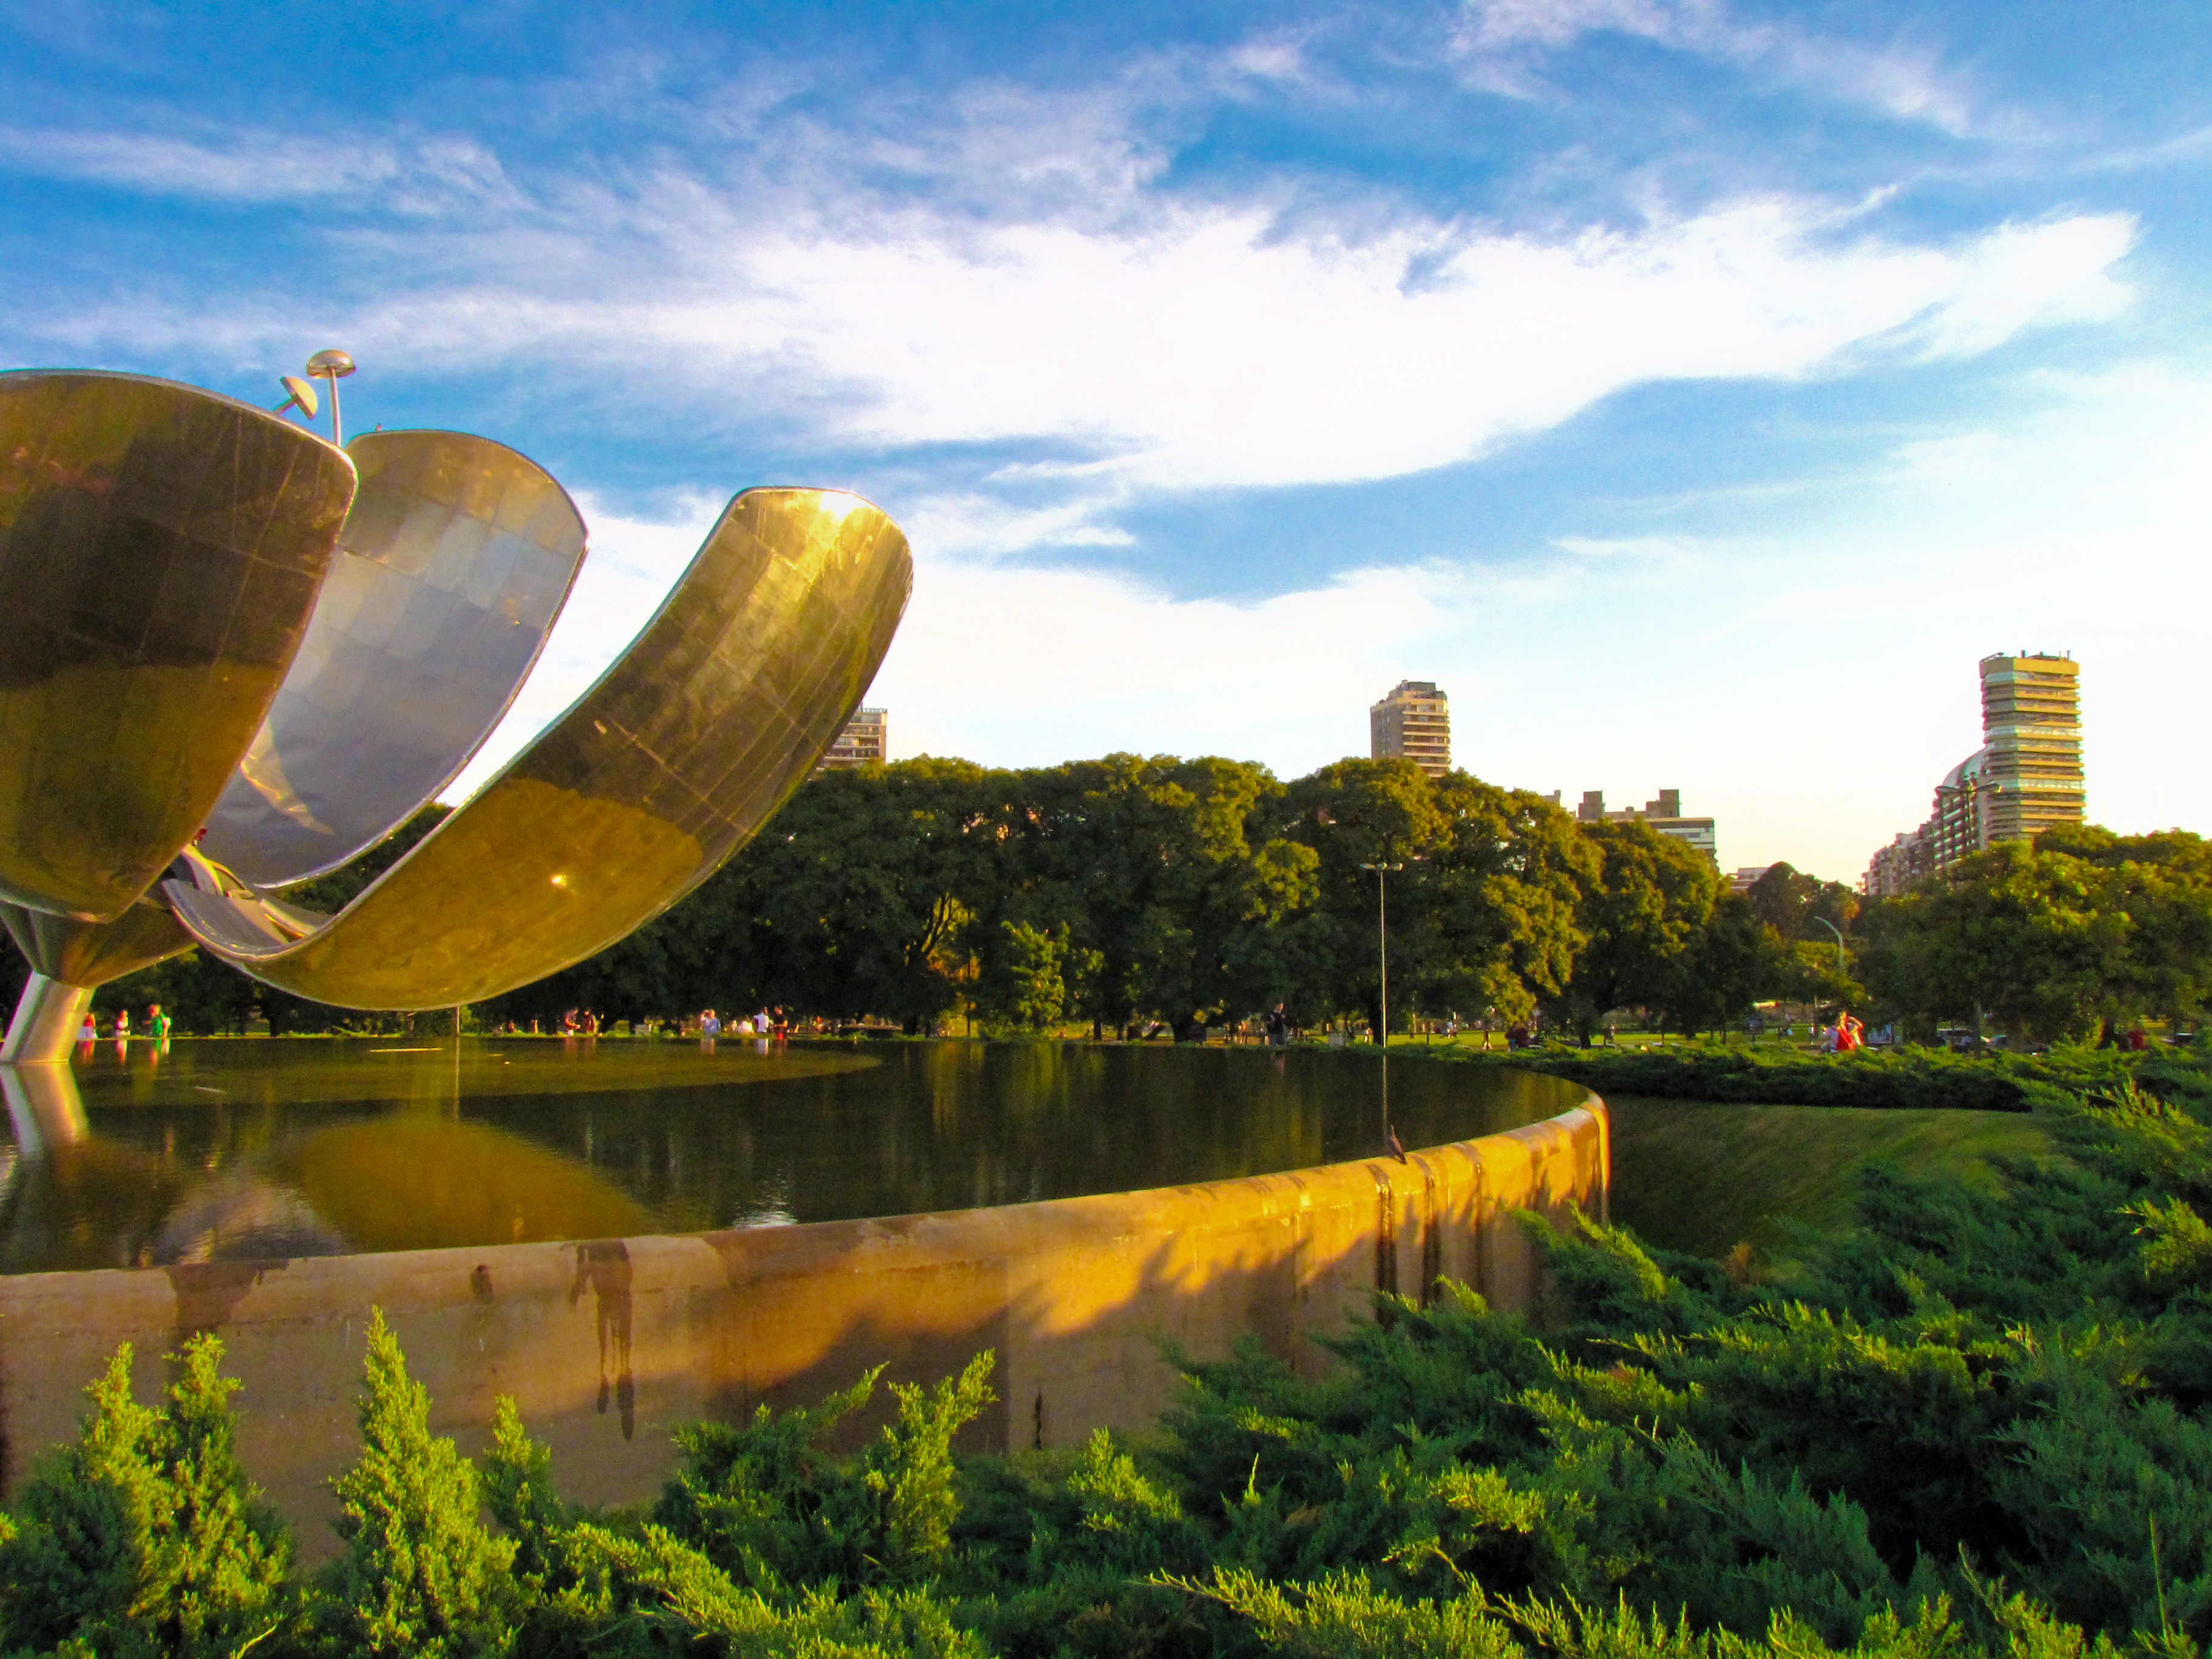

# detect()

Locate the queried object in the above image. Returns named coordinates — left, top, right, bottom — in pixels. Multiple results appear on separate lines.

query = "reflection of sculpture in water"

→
left=0, top=1062, right=87, bottom=1153
left=0, top=1058, right=654, bottom=1273
left=0, top=366, right=911, bottom=1061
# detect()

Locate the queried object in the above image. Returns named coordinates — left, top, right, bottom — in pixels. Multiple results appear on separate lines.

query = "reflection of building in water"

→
left=817, top=706, right=888, bottom=769
left=1546, top=788, right=1718, bottom=863
left=1863, top=653, right=2084, bottom=897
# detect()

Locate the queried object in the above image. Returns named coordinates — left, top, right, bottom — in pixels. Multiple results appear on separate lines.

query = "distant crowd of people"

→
left=75, top=1002, right=172, bottom=1048
left=534, top=1007, right=848, bottom=1044
left=691, top=1007, right=800, bottom=1042
left=49, top=998, right=2171, bottom=1056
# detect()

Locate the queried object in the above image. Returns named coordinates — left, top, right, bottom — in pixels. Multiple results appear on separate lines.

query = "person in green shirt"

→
left=148, top=1003, right=172, bottom=1041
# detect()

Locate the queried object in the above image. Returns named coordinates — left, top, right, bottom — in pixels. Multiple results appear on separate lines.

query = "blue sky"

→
left=4, top=0, right=2209, bottom=881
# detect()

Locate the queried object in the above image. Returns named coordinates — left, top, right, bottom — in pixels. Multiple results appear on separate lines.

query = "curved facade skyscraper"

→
left=1977, top=653, right=2085, bottom=845
left=1864, top=652, right=2084, bottom=897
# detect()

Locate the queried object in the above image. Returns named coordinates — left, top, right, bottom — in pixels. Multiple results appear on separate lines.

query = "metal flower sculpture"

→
left=0, top=369, right=911, bottom=1062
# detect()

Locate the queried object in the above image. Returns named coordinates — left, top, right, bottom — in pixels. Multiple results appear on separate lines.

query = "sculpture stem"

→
left=1, top=974, right=93, bottom=1065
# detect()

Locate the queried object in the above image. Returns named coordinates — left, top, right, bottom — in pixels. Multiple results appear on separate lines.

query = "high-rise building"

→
left=1545, top=788, right=1719, bottom=863
left=817, top=707, right=888, bottom=770
left=1370, top=681, right=1451, bottom=777
left=1865, top=831, right=1932, bottom=899
left=1977, top=653, right=2084, bottom=843
left=1862, top=653, right=2083, bottom=895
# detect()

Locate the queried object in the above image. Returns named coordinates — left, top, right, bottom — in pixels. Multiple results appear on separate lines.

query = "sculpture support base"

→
left=1, top=974, right=92, bottom=1064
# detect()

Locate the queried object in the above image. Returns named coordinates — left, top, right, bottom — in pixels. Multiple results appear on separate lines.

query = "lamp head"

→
left=272, top=375, right=320, bottom=419
left=305, top=349, right=356, bottom=381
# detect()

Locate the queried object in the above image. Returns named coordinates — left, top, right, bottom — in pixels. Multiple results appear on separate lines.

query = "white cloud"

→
left=896, top=492, right=1135, bottom=561
left=0, top=122, right=517, bottom=212
left=874, top=554, right=1453, bottom=765
left=1456, top=0, right=1677, bottom=55
left=199, top=192, right=2122, bottom=520
left=1552, top=532, right=1706, bottom=562
left=651, top=199, right=2133, bottom=495
left=0, top=39, right=2136, bottom=532
left=1450, top=0, right=1988, bottom=136
left=1897, top=215, right=2134, bottom=357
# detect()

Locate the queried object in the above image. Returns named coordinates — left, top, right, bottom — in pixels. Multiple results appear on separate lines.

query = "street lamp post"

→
left=1358, top=860, right=1416, bottom=1161
left=1358, top=862, right=1404, bottom=1047
left=304, top=349, right=357, bottom=445
left=1812, top=916, right=1846, bottom=979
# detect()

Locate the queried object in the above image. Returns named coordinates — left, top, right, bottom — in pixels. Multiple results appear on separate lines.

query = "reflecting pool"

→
left=0, top=1039, right=1585, bottom=1274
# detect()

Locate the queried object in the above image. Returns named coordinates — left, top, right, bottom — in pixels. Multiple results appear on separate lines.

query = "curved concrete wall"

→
left=0, top=1091, right=1606, bottom=1546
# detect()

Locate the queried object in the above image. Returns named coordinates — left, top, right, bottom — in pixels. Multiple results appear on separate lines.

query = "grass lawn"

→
left=1604, top=1094, right=2054, bottom=1259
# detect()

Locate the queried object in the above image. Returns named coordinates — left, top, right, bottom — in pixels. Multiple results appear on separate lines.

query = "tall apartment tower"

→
left=1863, top=654, right=2085, bottom=896
left=1977, top=654, right=2083, bottom=843
left=817, top=706, right=888, bottom=770
left=1370, top=681, right=1451, bottom=777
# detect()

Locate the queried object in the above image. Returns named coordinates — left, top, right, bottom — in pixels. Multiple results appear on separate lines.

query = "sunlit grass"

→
left=1606, top=1094, right=2053, bottom=1259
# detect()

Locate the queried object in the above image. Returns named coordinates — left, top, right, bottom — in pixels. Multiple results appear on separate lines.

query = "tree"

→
left=0, top=1336, right=290, bottom=1658
left=314, top=1310, right=518, bottom=1658
left=1008, top=755, right=1306, bottom=1042
left=1656, top=892, right=1780, bottom=1037
left=1861, top=834, right=2212, bottom=1044
left=977, top=920, right=1071, bottom=1031
left=1539, top=819, right=1721, bottom=1044
left=481, top=759, right=1000, bottom=1032
left=734, top=758, right=1001, bottom=1033
left=1422, top=774, right=1596, bottom=1027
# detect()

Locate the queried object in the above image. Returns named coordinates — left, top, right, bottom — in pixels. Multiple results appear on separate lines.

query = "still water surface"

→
left=0, top=1038, right=1584, bottom=1274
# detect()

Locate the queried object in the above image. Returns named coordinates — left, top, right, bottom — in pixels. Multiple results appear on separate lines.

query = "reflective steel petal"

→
left=169, top=488, right=911, bottom=1008
left=0, top=900, right=195, bottom=987
left=198, top=430, right=589, bottom=889
left=0, top=370, right=355, bottom=922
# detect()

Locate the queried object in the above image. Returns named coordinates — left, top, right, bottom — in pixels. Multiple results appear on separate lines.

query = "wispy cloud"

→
left=897, top=492, right=1136, bottom=561
left=0, top=122, right=518, bottom=212
left=1450, top=0, right=1994, bottom=138
left=6, top=157, right=2133, bottom=526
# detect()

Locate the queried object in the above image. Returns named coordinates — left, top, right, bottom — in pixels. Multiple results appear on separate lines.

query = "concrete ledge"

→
left=0, top=1090, right=1606, bottom=1541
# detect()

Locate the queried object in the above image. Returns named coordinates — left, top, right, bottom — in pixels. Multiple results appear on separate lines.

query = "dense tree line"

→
left=1, top=759, right=1863, bottom=1043
left=1862, top=825, right=2212, bottom=1045
left=18, top=754, right=2206, bottom=1047
left=475, top=756, right=1850, bottom=1043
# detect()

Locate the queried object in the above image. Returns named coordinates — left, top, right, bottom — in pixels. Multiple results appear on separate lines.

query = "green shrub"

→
left=1433, top=1040, right=2167, bottom=1112
left=0, top=1333, right=290, bottom=1658
left=309, top=1309, right=519, bottom=1658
